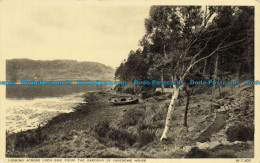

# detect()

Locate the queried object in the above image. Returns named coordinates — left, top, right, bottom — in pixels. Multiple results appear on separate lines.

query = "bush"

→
left=120, top=109, right=145, bottom=127
left=124, top=88, right=135, bottom=95
left=136, top=130, right=155, bottom=147
left=217, top=90, right=230, bottom=99
left=226, top=123, right=254, bottom=142
left=185, top=147, right=210, bottom=158
left=93, top=120, right=110, bottom=138
left=107, top=128, right=136, bottom=149
left=247, top=124, right=254, bottom=141
left=13, top=125, right=46, bottom=150
left=213, top=150, right=237, bottom=158
left=155, top=91, right=162, bottom=96
left=141, top=91, right=154, bottom=99
left=83, top=93, right=99, bottom=104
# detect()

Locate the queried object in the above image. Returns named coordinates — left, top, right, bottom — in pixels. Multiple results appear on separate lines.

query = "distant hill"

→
left=6, top=59, right=115, bottom=81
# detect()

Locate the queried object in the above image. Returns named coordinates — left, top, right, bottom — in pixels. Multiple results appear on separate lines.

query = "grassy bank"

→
left=6, top=84, right=254, bottom=158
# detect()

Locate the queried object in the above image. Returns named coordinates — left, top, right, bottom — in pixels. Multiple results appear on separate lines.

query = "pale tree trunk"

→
left=160, top=86, right=179, bottom=141
left=161, top=69, right=164, bottom=93
left=159, top=31, right=246, bottom=141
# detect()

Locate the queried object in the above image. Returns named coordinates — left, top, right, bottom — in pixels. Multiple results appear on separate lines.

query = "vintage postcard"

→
left=0, top=0, right=259, bottom=162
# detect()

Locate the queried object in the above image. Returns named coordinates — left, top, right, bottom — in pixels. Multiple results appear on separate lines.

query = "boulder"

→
left=218, top=99, right=226, bottom=106
left=183, top=145, right=195, bottom=153
left=219, top=106, right=226, bottom=112
left=188, top=126, right=196, bottom=132
left=233, top=141, right=243, bottom=145
left=224, top=104, right=230, bottom=111
left=209, top=141, right=221, bottom=149
left=221, top=140, right=233, bottom=146
left=196, top=142, right=209, bottom=150
left=247, top=141, right=254, bottom=146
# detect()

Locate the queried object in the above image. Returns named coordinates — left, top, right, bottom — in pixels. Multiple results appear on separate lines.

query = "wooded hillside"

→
left=6, top=59, right=115, bottom=81
left=115, top=6, right=254, bottom=90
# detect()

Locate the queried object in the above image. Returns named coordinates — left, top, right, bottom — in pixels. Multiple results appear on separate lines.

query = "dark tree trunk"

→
left=161, top=69, right=164, bottom=93
left=212, top=54, right=219, bottom=97
left=202, top=59, right=207, bottom=76
left=184, top=93, right=190, bottom=127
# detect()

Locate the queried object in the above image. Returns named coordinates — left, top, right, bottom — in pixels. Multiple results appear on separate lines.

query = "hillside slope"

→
left=6, top=82, right=254, bottom=158
left=6, top=59, right=115, bottom=81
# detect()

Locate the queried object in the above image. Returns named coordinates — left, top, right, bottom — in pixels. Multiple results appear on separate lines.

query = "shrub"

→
left=107, top=128, right=136, bottom=149
left=93, top=120, right=110, bottom=138
left=152, top=107, right=167, bottom=121
left=141, top=91, right=154, bottom=99
left=120, top=109, right=145, bottom=127
left=185, top=147, right=210, bottom=158
left=155, top=91, right=162, bottom=96
left=14, top=125, right=47, bottom=150
left=217, top=90, right=230, bottom=99
left=83, top=93, right=99, bottom=104
left=136, top=130, right=155, bottom=147
left=213, top=150, right=237, bottom=158
left=247, top=124, right=254, bottom=141
left=226, top=123, right=254, bottom=142
left=124, top=88, right=135, bottom=95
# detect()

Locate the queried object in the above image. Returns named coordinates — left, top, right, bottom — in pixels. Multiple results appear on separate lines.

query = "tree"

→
left=144, top=6, right=182, bottom=92
left=114, top=6, right=254, bottom=141
left=160, top=6, right=251, bottom=141
left=183, top=72, right=203, bottom=127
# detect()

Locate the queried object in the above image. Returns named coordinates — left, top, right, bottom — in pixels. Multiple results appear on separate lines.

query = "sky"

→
left=0, top=1, right=151, bottom=68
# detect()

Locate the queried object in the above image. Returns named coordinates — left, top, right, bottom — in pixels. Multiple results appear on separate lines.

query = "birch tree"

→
left=160, top=6, right=250, bottom=141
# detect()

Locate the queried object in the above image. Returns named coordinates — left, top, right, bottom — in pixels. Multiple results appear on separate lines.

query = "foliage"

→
left=115, top=6, right=254, bottom=88
left=6, top=59, right=114, bottom=81
left=226, top=123, right=254, bottom=142
left=93, top=120, right=111, bottom=138
left=83, top=92, right=99, bottom=104
left=185, top=147, right=210, bottom=158
left=8, top=125, right=47, bottom=151
left=212, top=150, right=237, bottom=158
left=141, top=91, right=155, bottom=99
left=107, top=128, right=136, bottom=149
left=120, top=108, right=145, bottom=128
left=136, top=130, right=156, bottom=147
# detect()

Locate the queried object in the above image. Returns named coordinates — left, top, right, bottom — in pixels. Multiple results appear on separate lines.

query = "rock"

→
left=234, top=108, right=242, bottom=112
left=209, top=141, right=221, bottom=149
left=237, top=112, right=243, bottom=116
left=211, top=102, right=220, bottom=109
left=249, top=107, right=254, bottom=113
left=73, top=135, right=79, bottom=139
left=224, top=104, right=230, bottom=111
left=183, top=145, right=194, bottom=153
left=212, top=99, right=218, bottom=103
left=196, top=142, right=209, bottom=150
left=188, top=126, right=196, bottom=132
left=230, top=102, right=239, bottom=108
left=233, top=141, right=243, bottom=145
left=218, top=99, right=225, bottom=106
left=221, top=140, right=233, bottom=146
left=247, top=141, right=254, bottom=146
left=220, top=106, right=226, bottom=112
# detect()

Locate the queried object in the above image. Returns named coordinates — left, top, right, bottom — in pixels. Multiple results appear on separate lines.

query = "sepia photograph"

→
left=0, top=0, right=258, bottom=161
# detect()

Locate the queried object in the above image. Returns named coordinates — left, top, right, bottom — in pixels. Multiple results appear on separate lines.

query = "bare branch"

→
left=192, top=38, right=210, bottom=60
left=218, top=37, right=248, bottom=50
left=180, top=34, right=230, bottom=83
